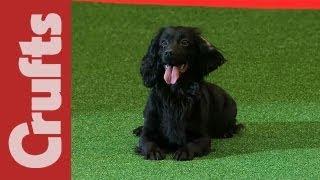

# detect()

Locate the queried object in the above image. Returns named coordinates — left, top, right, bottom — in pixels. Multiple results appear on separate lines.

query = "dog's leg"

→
left=136, top=98, right=166, bottom=160
left=173, top=137, right=211, bottom=161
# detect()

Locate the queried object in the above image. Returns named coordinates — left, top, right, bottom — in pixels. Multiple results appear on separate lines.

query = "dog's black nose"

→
left=164, top=50, right=173, bottom=57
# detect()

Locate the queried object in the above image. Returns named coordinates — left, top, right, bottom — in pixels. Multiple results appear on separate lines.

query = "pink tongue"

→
left=164, top=66, right=180, bottom=84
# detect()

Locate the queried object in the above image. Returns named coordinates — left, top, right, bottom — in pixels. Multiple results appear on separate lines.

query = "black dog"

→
left=134, top=26, right=243, bottom=161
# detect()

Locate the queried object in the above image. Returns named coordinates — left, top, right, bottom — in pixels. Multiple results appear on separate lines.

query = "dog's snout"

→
left=164, top=50, right=173, bottom=57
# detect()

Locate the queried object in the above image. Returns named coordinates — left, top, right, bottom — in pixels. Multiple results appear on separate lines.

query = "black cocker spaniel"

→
left=133, top=26, right=243, bottom=161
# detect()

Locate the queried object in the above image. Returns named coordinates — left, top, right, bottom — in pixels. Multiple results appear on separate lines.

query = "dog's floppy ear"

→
left=196, top=34, right=226, bottom=76
left=140, top=28, right=164, bottom=88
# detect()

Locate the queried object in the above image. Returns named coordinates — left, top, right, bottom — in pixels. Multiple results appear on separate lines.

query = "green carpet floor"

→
left=72, top=2, right=320, bottom=179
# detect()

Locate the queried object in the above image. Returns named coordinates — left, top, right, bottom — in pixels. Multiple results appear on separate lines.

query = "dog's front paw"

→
left=136, top=140, right=165, bottom=160
left=136, top=146, right=165, bottom=160
left=174, top=147, right=194, bottom=161
left=145, top=147, right=165, bottom=160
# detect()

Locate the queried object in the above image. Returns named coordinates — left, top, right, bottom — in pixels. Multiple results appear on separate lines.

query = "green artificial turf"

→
left=72, top=2, right=320, bottom=179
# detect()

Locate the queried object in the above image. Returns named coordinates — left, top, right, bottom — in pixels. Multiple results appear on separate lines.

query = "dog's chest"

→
left=160, top=92, right=193, bottom=145
left=156, top=84, right=200, bottom=145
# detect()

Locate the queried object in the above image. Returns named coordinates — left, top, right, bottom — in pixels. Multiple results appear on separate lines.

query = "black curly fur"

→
left=135, top=26, right=243, bottom=161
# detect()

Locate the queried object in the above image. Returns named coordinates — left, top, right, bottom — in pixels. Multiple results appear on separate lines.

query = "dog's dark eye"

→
left=161, top=40, right=168, bottom=47
left=180, top=39, right=189, bottom=47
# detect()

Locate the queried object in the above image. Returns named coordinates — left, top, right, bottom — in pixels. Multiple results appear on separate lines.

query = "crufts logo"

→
left=8, top=13, right=63, bottom=168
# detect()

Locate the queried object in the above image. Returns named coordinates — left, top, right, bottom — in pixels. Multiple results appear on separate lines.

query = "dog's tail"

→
left=233, top=122, right=245, bottom=134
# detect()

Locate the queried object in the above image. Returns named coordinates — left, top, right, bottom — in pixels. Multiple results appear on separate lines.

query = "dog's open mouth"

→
left=163, top=64, right=188, bottom=85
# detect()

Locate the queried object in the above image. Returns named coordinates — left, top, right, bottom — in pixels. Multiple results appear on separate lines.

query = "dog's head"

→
left=140, top=26, right=226, bottom=87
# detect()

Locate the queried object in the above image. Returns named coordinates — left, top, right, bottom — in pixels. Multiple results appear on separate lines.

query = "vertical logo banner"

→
left=0, top=1, right=71, bottom=179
